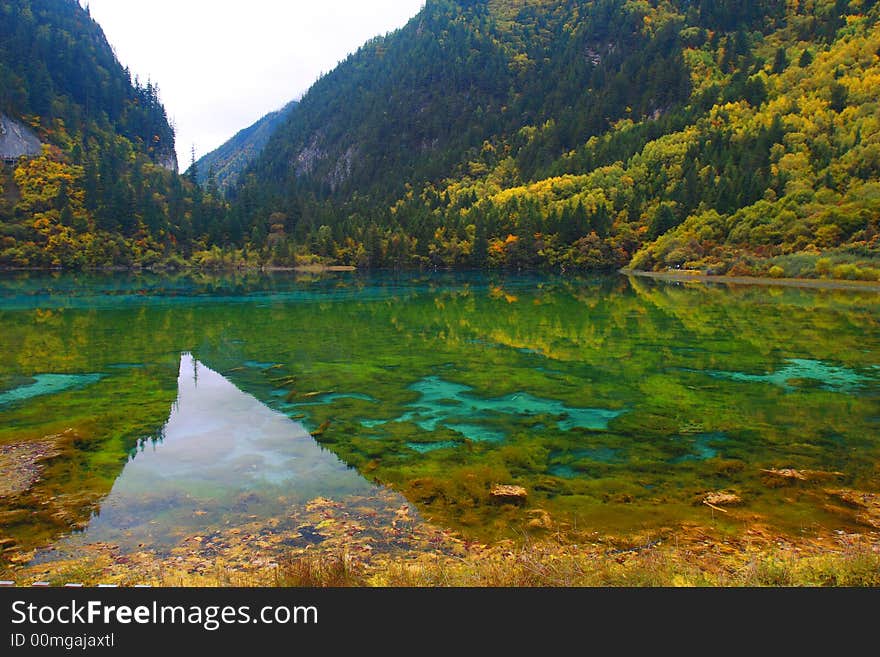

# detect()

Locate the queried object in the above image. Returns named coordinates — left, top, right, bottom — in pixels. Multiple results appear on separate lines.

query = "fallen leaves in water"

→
left=4, top=488, right=880, bottom=587
left=5, top=489, right=472, bottom=586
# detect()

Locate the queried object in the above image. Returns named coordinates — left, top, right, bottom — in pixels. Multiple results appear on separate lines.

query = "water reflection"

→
left=1, top=271, right=877, bottom=556
left=44, top=353, right=388, bottom=556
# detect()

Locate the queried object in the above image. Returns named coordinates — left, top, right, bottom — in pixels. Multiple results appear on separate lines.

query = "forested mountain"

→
left=224, top=0, right=880, bottom=279
left=0, top=0, right=225, bottom=268
left=3, top=0, right=879, bottom=278
left=191, top=101, right=297, bottom=194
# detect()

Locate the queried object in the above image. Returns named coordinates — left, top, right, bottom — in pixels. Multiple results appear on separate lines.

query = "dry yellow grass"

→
left=4, top=509, right=878, bottom=588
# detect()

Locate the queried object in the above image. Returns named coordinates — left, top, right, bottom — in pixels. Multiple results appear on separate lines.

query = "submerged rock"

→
left=490, top=484, right=528, bottom=505
left=0, top=507, right=27, bottom=521
left=0, top=435, right=64, bottom=498
left=526, top=509, right=553, bottom=530
left=702, top=491, right=742, bottom=510
left=761, top=468, right=808, bottom=482
left=826, top=490, right=880, bottom=529
left=761, top=468, right=845, bottom=486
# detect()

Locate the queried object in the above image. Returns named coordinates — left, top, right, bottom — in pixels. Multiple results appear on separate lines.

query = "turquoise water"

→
left=0, top=373, right=105, bottom=406
left=360, top=375, right=625, bottom=441
left=0, top=271, right=878, bottom=560
left=670, top=432, right=726, bottom=463
left=707, top=358, right=874, bottom=392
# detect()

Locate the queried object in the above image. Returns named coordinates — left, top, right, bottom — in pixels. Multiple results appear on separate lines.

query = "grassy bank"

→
left=304, top=542, right=880, bottom=588
left=5, top=521, right=878, bottom=588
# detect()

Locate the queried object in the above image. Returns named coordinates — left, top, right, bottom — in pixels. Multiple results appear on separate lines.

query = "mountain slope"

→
left=0, top=0, right=226, bottom=269
left=230, top=0, right=880, bottom=279
left=0, top=0, right=176, bottom=169
left=191, top=101, right=297, bottom=193
left=241, top=0, right=695, bottom=202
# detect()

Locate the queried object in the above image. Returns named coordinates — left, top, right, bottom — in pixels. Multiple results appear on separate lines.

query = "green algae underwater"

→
left=0, top=271, right=878, bottom=573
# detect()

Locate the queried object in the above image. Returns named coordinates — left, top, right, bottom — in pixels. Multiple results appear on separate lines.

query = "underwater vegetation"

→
left=0, top=271, right=878, bottom=568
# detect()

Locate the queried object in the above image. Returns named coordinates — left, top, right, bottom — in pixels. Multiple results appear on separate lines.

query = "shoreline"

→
left=266, top=265, right=357, bottom=273
left=5, top=514, right=878, bottom=588
left=1, top=265, right=877, bottom=290
left=0, top=264, right=359, bottom=274
left=622, top=269, right=880, bottom=292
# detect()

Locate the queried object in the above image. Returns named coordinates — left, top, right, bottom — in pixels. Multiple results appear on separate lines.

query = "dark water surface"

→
left=1, top=271, right=878, bottom=562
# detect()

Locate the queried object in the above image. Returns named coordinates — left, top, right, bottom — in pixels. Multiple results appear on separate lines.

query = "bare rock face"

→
left=157, top=150, right=179, bottom=173
left=328, top=145, right=356, bottom=191
left=293, top=135, right=325, bottom=178
left=0, top=114, right=42, bottom=160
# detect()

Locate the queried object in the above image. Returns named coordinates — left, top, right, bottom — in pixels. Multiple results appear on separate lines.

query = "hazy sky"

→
left=84, top=0, right=425, bottom=166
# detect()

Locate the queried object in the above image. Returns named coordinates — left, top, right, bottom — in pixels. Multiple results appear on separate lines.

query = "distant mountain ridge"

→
left=0, top=0, right=225, bottom=269
left=220, top=0, right=880, bottom=280
left=4, top=0, right=880, bottom=280
left=191, top=100, right=298, bottom=192
left=0, top=0, right=177, bottom=170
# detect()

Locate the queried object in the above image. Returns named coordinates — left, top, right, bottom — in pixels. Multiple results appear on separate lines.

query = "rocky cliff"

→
left=0, top=114, right=42, bottom=161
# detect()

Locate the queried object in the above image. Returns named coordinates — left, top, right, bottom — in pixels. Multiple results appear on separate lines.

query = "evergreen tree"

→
left=188, top=145, right=199, bottom=185
left=771, top=47, right=788, bottom=74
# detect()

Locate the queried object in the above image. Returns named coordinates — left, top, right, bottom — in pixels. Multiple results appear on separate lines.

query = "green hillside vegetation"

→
left=224, top=0, right=880, bottom=279
left=191, top=100, right=298, bottom=193
left=1, top=0, right=878, bottom=278
left=0, top=0, right=225, bottom=269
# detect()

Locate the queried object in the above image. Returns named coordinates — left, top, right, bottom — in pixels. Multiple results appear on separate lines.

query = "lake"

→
left=1, top=271, right=878, bottom=574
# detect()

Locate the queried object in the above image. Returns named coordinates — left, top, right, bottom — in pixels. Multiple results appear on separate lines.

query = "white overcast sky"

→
left=83, top=0, right=425, bottom=166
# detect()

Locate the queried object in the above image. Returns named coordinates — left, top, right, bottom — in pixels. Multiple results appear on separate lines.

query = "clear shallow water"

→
left=27, top=354, right=385, bottom=561
left=1, top=271, right=879, bottom=560
left=360, top=375, right=625, bottom=439
left=706, top=358, right=874, bottom=392
left=0, top=373, right=105, bottom=406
